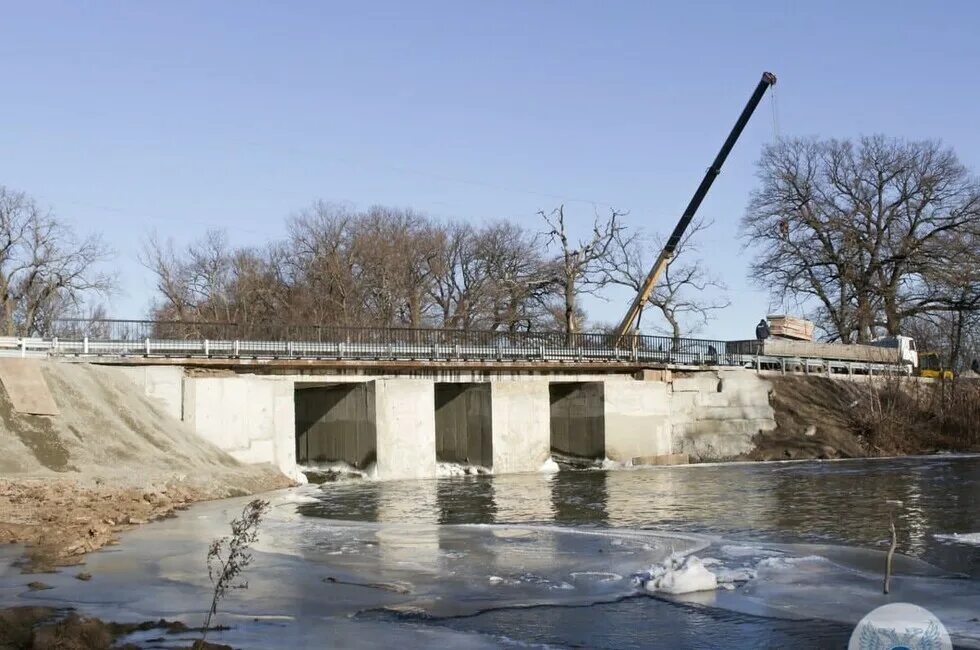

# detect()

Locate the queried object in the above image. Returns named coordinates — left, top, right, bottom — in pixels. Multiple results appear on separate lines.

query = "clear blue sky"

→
left=2, top=1, right=978, bottom=339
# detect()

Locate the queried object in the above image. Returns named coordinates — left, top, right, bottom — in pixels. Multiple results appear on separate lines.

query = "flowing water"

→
left=2, top=455, right=979, bottom=648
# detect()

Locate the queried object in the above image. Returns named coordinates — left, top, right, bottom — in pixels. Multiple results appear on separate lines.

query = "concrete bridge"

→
left=107, top=361, right=776, bottom=481
left=5, top=321, right=780, bottom=480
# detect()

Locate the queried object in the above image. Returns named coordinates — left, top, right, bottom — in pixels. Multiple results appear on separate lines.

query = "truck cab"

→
left=871, top=335, right=919, bottom=369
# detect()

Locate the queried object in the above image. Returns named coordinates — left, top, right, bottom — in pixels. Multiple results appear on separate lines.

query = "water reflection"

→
left=299, top=456, right=980, bottom=577
left=491, top=473, right=555, bottom=523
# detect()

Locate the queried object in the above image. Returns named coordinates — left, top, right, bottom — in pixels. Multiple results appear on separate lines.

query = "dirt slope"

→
left=745, top=374, right=980, bottom=461
left=0, top=361, right=291, bottom=570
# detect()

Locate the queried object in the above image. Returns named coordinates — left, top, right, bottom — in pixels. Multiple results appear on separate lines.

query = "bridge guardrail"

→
left=43, top=319, right=733, bottom=366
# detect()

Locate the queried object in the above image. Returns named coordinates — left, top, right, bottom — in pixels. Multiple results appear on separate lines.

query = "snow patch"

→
left=934, top=532, right=980, bottom=546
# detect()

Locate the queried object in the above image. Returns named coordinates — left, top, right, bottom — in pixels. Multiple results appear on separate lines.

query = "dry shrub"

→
left=847, top=376, right=980, bottom=454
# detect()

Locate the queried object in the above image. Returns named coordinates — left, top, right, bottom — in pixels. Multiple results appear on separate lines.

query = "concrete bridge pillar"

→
left=374, top=379, right=437, bottom=480
left=490, top=381, right=551, bottom=473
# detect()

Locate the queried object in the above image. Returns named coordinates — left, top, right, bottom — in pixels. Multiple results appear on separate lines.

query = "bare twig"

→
left=199, top=499, right=270, bottom=645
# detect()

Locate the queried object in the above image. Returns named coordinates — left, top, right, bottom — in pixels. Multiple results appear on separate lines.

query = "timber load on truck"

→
left=728, top=339, right=906, bottom=365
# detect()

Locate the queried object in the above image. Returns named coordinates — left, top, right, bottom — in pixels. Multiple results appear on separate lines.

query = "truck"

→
left=727, top=335, right=920, bottom=372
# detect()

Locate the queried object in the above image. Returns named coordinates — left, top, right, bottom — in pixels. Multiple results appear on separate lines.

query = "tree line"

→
left=6, top=134, right=980, bottom=368
left=139, top=201, right=722, bottom=338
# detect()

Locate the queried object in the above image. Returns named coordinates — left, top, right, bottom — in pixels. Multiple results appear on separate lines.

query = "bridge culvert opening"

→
left=434, top=382, right=492, bottom=469
left=549, top=382, right=605, bottom=464
left=294, top=382, right=376, bottom=471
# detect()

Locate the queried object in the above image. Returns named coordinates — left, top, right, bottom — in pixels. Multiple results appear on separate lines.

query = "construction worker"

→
left=755, top=318, right=770, bottom=341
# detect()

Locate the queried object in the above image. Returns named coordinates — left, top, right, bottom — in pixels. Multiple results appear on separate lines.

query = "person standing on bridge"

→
left=755, top=319, right=770, bottom=341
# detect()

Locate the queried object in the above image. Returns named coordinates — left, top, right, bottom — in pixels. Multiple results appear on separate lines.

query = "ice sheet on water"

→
left=934, top=532, right=980, bottom=546
left=5, top=488, right=978, bottom=648
left=652, top=541, right=980, bottom=648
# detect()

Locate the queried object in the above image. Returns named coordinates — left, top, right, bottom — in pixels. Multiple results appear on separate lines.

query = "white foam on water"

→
left=600, top=457, right=623, bottom=470
left=298, top=461, right=373, bottom=481
left=539, top=457, right=560, bottom=473
left=436, top=462, right=491, bottom=477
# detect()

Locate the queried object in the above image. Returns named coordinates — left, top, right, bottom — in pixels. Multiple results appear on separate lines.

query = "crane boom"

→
left=614, top=71, right=777, bottom=343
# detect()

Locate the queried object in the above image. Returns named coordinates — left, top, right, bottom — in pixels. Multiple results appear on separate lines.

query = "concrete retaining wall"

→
left=669, top=369, right=776, bottom=461
left=182, top=375, right=296, bottom=476
left=115, top=365, right=184, bottom=421
left=604, top=380, right=671, bottom=463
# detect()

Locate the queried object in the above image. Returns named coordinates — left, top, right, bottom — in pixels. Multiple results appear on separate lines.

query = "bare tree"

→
left=604, top=218, right=729, bottom=339
left=0, top=186, right=114, bottom=336
left=539, top=205, right=627, bottom=337
left=142, top=203, right=575, bottom=335
left=742, top=136, right=980, bottom=342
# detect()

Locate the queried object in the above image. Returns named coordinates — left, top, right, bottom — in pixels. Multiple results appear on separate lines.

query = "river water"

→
left=3, top=455, right=979, bottom=648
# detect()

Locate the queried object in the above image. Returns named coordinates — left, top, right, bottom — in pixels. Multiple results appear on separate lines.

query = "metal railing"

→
left=43, top=318, right=734, bottom=366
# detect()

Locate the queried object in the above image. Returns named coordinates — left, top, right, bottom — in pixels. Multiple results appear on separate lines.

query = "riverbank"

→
left=0, top=606, right=232, bottom=650
left=744, top=375, right=980, bottom=461
left=0, top=361, right=293, bottom=572
left=0, top=473, right=292, bottom=573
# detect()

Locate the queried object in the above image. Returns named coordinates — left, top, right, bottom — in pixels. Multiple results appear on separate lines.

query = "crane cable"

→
left=769, top=84, right=781, bottom=142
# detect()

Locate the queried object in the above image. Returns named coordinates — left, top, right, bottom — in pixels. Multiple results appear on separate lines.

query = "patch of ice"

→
left=755, top=554, right=827, bottom=571
left=934, top=532, right=980, bottom=546
left=539, top=457, right=560, bottom=473
left=277, top=487, right=320, bottom=504
left=713, top=566, right=758, bottom=584
left=720, top=544, right=777, bottom=558
left=570, top=571, right=623, bottom=583
left=644, top=555, right=718, bottom=595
